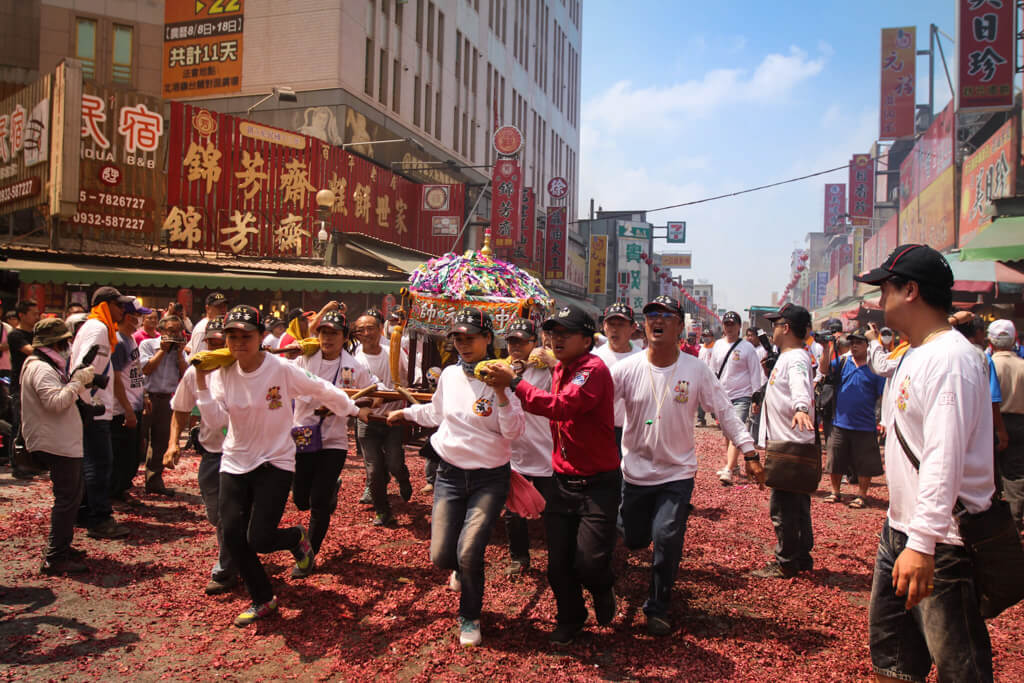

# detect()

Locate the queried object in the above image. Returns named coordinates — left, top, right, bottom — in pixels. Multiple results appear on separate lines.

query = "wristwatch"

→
left=795, top=404, right=809, bottom=414
left=743, top=452, right=761, bottom=462
left=509, top=376, right=523, bottom=392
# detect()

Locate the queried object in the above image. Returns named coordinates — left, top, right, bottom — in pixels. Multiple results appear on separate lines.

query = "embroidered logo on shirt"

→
left=732, top=350, right=741, bottom=361
left=473, top=397, right=493, bottom=417
left=896, top=375, right=911, bottom=412
left=769, top=368, right=778, bottom=385
left=341, top=367, right=354, bottom=388
left=673, top=380, right=689, bottom=404
left=266, top=386, right=283, bottom=410
left=571, top=369, right=591, bottom=386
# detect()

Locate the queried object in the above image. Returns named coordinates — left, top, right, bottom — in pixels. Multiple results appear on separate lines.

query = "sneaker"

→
left=291, top=554, right=316, bottom=579
left=646, top=614, right=672, bottom=637
left=399, top=478, right=413, bottom=502
left=358, top=487, right=373, bottom=505
left=40, top=557, right=88, bottom=575
left=291, top=525, right=314, bottom=572
left=448, top=570, right=462, bottom=592
left=717, top=468, right=733, bottom=486
left=145, top=483, right=176, bottom=497
left=458, top=616, right=482, bottom=647
left=233, top=597, right=278, bottom=627
left=750, top=562, right=799, bottom=579
left=420, top=483, right=434, bottom=494
left=87, top=518, right=130, bottom=539
left=12, top=468, right=37, bottom=480
left=592, top=588, right=616, bottom=626
left=67, top=546, right=87, bottom=561
left=372, top=512, right=395, bottom=527
left=505, top=557, right=529, bottom=575
left=549, top=622, right=583, bottom=646
left=205, top=575, right=238, bottom=595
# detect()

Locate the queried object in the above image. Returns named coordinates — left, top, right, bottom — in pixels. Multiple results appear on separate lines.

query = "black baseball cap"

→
left=506, top=318, right=538, bottom=340
left=91, top=286, right=134, bottom=307
left=642, top=295, right=684, bottom=319
left=223, top=305, right=264, bottom=333
left=602, top=302, right=634, bottom=323
left=448, top=307, right=494, bottom=335
left=204, top=318, right=225, bottom=339
left=722, top=311, right=741, bottom=325
left=764, top=303, right=812, bottom=332
left=206, top=292, right=228, bottom=307
left=542, top=304, right=596, bottom=335
left=825, top=318, right=843, bottom=333
left=855, top=244, right=954, bottom=290
left=847, top=331, right=868, bottom=343
left=316, top=310, right=347, bottom=332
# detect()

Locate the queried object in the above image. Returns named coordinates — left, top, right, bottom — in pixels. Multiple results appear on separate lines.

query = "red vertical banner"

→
left=535, top=211, right=546, bottom=268
left=880, top=27, right=916, bottom=139
left=848, top=154, right=874, bottom=225
left=824, top=183, right=846, bottom=232
left=956, top=0, right=1015, bottom=112
left=544, top=206, right=567, bottom=280
left=513, top=187, right=535, bottom=266
left=490, top=159, right=522, bottom=248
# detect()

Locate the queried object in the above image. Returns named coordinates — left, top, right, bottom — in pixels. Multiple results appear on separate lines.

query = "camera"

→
left=756, top=330, right=779, bottom=375
left=76, top=344, right=109, bottom=390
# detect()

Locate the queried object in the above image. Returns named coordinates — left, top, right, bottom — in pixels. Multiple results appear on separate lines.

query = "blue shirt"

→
left=987, top=355, right=1002, bottom=404
left=831, top=356, right=886, bottom=432
left=139, top=337, right=185, bottom=394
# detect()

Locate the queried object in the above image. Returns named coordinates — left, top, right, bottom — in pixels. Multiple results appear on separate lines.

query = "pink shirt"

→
left=133, top=329, right=160, bottom=345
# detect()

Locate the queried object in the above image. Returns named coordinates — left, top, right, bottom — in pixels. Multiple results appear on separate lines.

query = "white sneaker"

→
left=458, top=616, right=482, bottom=647
left=448, top=570, right=461, bottom=592
left=718, top=468, right=733, bottom=485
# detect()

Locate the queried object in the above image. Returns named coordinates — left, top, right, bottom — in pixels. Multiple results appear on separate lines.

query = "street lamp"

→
left=315, top=188, right=334, bottom=259
left=247, top=86, right=298, bottom=115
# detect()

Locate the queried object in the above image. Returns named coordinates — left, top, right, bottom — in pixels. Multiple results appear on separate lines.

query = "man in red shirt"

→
left=484, top=304, right=618, bottom=646
left=679, top=331, right=700, bottom=357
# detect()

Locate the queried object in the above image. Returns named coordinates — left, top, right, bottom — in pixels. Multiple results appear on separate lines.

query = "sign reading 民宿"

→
left=162, top=0, right=244, bottom=98
left=0, top=73, right=51, bottom=213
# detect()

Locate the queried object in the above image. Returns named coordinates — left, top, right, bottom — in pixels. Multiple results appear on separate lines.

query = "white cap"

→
left=987, top=319, right=1016, bottom=345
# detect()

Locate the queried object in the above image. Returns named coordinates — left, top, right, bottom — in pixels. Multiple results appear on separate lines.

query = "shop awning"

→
left=948, top=257, right=1024, bottom=292
left=342, top=234, right=431, bottom=274
left=551, top=291, right=601, bottom=319
left=5, top=258, right=406, bottom=294
left=960, top=216, right=1024, bottom=262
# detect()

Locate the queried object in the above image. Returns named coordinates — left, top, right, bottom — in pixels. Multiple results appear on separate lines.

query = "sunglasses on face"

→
left=645, top=311, right=677, bottom=320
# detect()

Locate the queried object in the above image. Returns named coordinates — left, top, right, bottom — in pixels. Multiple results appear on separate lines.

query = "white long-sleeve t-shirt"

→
left=292, top=350, right=374, bottom=450
left=593, top=341, right=643, bottom=427
left=710, top=337, right=762, bottom=400
left=509, top=365, right=554, bottom=477
left=613, top=351, right=755, bottom=486
left=355, top=345, right=407, bottom=413
left=171, top=366, right=225, bottom=454
left=882, top=330, right=995, bottom=554
left=403, top=364, right=525, bottom=470
left=196, top=353, right=360, bottom=475
left=758, top=348, right=816, bottom=448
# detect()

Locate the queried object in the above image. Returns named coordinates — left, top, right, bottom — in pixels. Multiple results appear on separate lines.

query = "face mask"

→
left=881, top=335, right=892, bottom=343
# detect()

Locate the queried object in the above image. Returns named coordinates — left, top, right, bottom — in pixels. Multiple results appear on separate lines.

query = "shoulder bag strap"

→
left=317, top=358, right=344, bottom=427
left=717, top=339, right=743, bottom=379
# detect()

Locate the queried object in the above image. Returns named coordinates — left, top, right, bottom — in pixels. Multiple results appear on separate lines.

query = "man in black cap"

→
left=855, top=245, right=996, bottom=682
left=711, top=310, right=763, bottom=485
left=593, top=302, right=642, bottom=454
left=70, top=286, right=134, bottom=540
left=484, top=304, right=619, bottom=645
left=751, top=303, right=816, bottom=579
left=186, top=292, right=228, bottom=357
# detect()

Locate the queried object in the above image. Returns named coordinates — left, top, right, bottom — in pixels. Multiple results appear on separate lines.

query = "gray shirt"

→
left=139, top=337, right=185, bottom=394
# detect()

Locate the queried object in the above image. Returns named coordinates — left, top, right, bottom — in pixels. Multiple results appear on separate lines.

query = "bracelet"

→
left=497, top=400, right=510, bottom=407
left=743, top=453, right=761, bottom=462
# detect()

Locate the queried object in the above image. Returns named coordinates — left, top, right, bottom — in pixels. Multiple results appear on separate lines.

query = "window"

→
left=462, top=111, right=468, bottom=158
left=76, top=18, right=96, bottom=80
left=437, top=12, right=445, bottom=65
left=365, top=39, right=375, bottom=95
left=425, top=84, right=433, bottom=132
left=413, top=75, right=422, bottom=126
left=112, top=24, right=133, bottom=83
left=426, top=3, right=434, bottom=55
left=453, top=105, right=460, bottom=153
left=415, top=0, right=423, bottom=44
left=392, top=59, right=401, bottom=113
left=470, top=119, right=477, bottom=161
left=435, top=91, right=442, bottom=139
left=379, top=48, right=388, bottom=105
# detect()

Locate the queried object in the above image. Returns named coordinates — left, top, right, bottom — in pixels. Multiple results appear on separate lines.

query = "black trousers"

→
left=544, top=469, right=621, bottom=626
left=504, top=474, right=553, bottom=561
left=39, top=453, right=84, bottom=562
left=110, top=410, right=142, bottom=496
left=219, top=464, right=301, bottom=605
left=769, top=489, right=813, bottom=571
left=292, top=448, right=346, bottom=555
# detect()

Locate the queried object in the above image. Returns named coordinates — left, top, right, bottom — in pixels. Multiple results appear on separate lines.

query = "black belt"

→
left=147, top=391, right=174, bottom=398
left=554, top=469, right=619, bottom=491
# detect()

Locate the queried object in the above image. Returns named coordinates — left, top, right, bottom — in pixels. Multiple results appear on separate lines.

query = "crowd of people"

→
left=2, top=243, right=1023, bottom=680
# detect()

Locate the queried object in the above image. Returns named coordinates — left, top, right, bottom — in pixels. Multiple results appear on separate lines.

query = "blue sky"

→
left=578, top=0, right=956, bottom=313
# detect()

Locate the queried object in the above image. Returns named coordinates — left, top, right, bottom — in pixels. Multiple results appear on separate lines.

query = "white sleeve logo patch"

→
left=938, top=391, right=955, bottom=406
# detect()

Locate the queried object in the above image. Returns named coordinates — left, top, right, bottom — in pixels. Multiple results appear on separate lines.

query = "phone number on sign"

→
left=78, top=190, right=149, bottom=210
left=71, top=211, right=148, bottom=231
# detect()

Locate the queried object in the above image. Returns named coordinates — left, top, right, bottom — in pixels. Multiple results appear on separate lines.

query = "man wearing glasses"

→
left=483, top=304, right=618, bottom=646
left=711, top=311, right=763, bottom=485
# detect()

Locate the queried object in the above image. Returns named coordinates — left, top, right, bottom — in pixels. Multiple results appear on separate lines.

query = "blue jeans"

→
left=80, top=419, right=114, bottom=528
left=869, top=519, right=992, bottom=682
left=430, top=460, right=510, bottom=620
left=730, top=397, right=752, bottom=424
left=357, top=421, right=409, bottom=516
left=769, top=488, right=813, bottom=571
left=619, top=478, right=694, bottom=617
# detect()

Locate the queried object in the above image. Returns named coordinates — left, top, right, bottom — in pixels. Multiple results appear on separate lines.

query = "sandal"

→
left=848, top=497, right=866, bottom=509
left=823, top=492, right=842, bottom=503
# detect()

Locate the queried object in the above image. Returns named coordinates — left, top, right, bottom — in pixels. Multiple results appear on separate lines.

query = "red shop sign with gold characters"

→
left=165, top=103, right=464, bottom=257
left=490, top=159, right=522, bottom=249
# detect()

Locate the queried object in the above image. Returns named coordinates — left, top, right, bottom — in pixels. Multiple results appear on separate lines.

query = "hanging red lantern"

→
left=653, top=266, right=660, bottom=273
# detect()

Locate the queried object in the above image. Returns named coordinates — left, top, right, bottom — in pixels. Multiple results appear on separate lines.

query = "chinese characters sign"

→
left=544, top=206, right=567, bottom=280
left=824, top=183, right=846, bottom=232
left=848, top=154, right=874, bottom=225
left=511, top=187, right=535, bottom=268
left=0, top=73, right=50, bottom=213
left=899, top=102, right=955, bottom=250
left=880, top=27, right=916, bottom=139
left=959, top=118, right=1016, bottom=247
left=162, top=0, right=244, bottom=97
left=956, top=0, right=1014, bottom=111
left=660, top=253, right=692, bottom=268
left=588, top=234, right=607, bottom=295
left=408, top=293, right=524, bottom=336
left=491, top=159, right=522, bottom=249
left=166, top=102, right=464, bottom=257
left=617, top=229, right=649, bottom=310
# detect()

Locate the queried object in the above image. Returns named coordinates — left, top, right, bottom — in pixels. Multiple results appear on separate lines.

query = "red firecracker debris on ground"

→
left=1, top=426, right=1021, bottom=681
